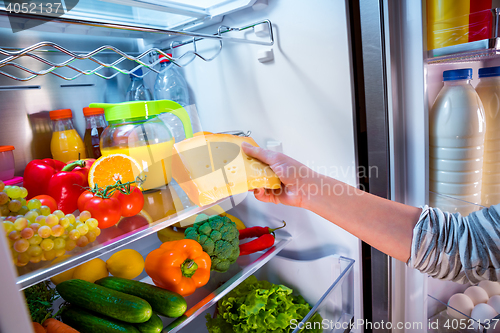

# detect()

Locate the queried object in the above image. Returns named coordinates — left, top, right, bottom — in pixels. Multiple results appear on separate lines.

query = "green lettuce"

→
left=206, top=276, right=322, bottom=333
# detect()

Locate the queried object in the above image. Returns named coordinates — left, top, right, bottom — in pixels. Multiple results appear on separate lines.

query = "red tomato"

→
left=30, top=195, right=57, bottom=213
left=83, top=196, right=122, bottom=229
left=113, top=187, right=144, bottom=217
left=77, top=190, right=95, bottom=212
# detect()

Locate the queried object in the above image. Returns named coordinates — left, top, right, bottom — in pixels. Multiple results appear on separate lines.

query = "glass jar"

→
left=90, top=100, right=193, bottom=190
left=83, top=107, right=107, bottom=159
left=49, top=109, right=86, bottom=163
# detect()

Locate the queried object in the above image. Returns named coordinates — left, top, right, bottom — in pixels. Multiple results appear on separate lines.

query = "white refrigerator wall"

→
left=153, top=0, right=363, bottom=328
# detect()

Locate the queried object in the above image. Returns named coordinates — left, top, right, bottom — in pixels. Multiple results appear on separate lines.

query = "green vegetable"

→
left=184, top=214, right=239, bottom=272
left=135, top=313, right=163, bottom=333
left=61, top=306, right=140, bottom=333
left=56, top=279, right=152, bottom=323
left=23, top=281, right=60, bottom=324
left=95, top=277, right=187, bottom=318
left=205, top=276, right=322, bottom=333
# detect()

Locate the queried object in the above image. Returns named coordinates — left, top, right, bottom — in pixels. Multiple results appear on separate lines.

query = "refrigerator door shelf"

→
left=427, top=8, right=500, bottom=63
left=429, top=191, right=485, bottom=217
left=428, top=294, right=487, bottom=333
left=15, top=183, right=243, bottom=290
left=161, top=234, right=293, bottom=332
left=427, top=38, right=494, bottom=62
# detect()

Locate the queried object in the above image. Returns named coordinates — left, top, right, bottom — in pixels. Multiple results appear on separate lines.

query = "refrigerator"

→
left=0, top=0, right=491, bottom=332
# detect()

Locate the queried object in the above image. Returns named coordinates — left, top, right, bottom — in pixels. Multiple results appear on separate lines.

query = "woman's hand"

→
left=241, top=142, right=311, bottom=208
left=242, top=141, right=422, bottom=263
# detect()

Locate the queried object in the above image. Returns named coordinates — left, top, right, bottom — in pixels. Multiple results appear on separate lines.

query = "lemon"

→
left=157, top=226, right=186, bottom=243
left=222, top=213, right=246, bottom=230
left=50, top=255, right=76, bottom=285
left=106, top=249, right=144, bottom=279
left=72, top=258, right=109, bottom=283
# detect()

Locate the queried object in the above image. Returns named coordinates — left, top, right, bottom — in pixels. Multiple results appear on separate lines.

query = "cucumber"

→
left=56, top=279, right=152, bottom=323
left=96, top=277, right=187, bottom=318
left=135, top=313, right=163, bottom=333
left=61, top=306, right=140, bottom=333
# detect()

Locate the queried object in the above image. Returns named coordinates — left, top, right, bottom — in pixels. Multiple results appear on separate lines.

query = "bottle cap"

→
left=130, top=67, right=143, bottom=78
left=50, top=109, right=73, bottom=120
left=83, top=107, right=105, bottom=116
left=159, top=54, right=174, bottom=63
left=443, top=68, right=472, bottom=81
left=0, top=146, right=14, bottom=152
left=479, top=66, right=500, bottom=78
left=89, top=100, right=185, bottom=122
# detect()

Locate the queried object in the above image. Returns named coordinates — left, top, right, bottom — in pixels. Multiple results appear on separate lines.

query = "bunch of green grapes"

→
left=0, top=181, right=101, bottom=266
left=0, top=181, right=29, bottom=217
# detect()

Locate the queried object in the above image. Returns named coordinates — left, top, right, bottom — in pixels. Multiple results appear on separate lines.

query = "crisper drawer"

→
left=168, top=255, right=355, bottom=333
left=427, top=192, right=500, bottom=333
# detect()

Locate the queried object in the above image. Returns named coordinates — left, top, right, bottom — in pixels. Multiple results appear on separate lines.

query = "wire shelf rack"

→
left=0, top=12, right=274, bottom=81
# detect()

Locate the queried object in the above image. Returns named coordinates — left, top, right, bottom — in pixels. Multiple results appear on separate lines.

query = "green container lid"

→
left=89, top=100, right=185, bottom=122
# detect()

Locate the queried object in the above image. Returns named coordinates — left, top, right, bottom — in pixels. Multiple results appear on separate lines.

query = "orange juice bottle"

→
left=49, top=109, right=86, bottom=163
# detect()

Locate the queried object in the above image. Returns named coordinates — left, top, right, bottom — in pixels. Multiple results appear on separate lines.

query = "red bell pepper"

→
left=24, top=159, right=66, bottom=199
left=24, top=159, right=91, bottom=214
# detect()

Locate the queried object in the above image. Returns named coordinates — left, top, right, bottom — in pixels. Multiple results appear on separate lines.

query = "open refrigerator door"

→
left=363, top=0, right=500, bottom=332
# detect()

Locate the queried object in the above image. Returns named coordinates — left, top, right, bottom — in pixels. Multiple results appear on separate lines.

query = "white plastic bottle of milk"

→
left=476, top=66, right=500, bottom=207
left=429, top=68, right=486, bottom=215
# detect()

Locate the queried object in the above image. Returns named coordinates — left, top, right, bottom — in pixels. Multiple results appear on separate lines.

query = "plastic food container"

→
left=0, top=145, right=15, bottom=181
left=90, top=100, right=193, bottom=191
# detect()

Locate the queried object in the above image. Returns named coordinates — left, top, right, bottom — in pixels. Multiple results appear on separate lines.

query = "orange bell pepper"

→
left=145, top=239, right=211, bottom=296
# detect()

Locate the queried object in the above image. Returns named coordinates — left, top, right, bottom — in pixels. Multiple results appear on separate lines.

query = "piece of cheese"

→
left=172, top=134, right=281, bottom=206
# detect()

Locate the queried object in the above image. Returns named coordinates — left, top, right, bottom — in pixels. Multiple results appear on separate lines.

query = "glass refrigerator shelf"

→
left=14, top=183, right=241, bottom=290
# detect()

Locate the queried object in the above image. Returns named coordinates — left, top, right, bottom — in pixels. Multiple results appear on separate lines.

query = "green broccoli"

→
left=184, top=215, right=240, bottom=272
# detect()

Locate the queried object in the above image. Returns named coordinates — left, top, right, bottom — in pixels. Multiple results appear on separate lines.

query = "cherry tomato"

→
left=83, top=197, right=122, bottom=229
left=113, top=187, right=144, bottom=217
left=77, top=190, right=95, bottom=212
left=30, top=195, right=57, bottom=213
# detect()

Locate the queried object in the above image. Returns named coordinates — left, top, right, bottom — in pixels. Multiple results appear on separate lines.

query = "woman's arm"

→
left=242, top=143, right=500, bottom=283
left=242, top=142, right=422, bottom=263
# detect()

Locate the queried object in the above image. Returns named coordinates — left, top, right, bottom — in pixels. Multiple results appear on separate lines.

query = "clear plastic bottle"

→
left=126, top=67, right=153, bottom=101
left=83, top=107, right=107, bottom=159
left=154, top=54, right=200, bottom=142
left=429, top=68, right=486, bottom=215
left=476, top=66, right=500, bottom=206
left=49, top=109, right=86, bottom=163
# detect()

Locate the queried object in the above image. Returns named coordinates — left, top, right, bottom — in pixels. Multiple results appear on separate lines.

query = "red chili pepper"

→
left=239, top=234, right=276, bottom=256
left=239, top=220, right=286, bottom=240
left=238, top=221, right=286, bottom=256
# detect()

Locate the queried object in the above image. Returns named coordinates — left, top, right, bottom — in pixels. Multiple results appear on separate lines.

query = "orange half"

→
left=88, top=154, right=143, bottom=189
